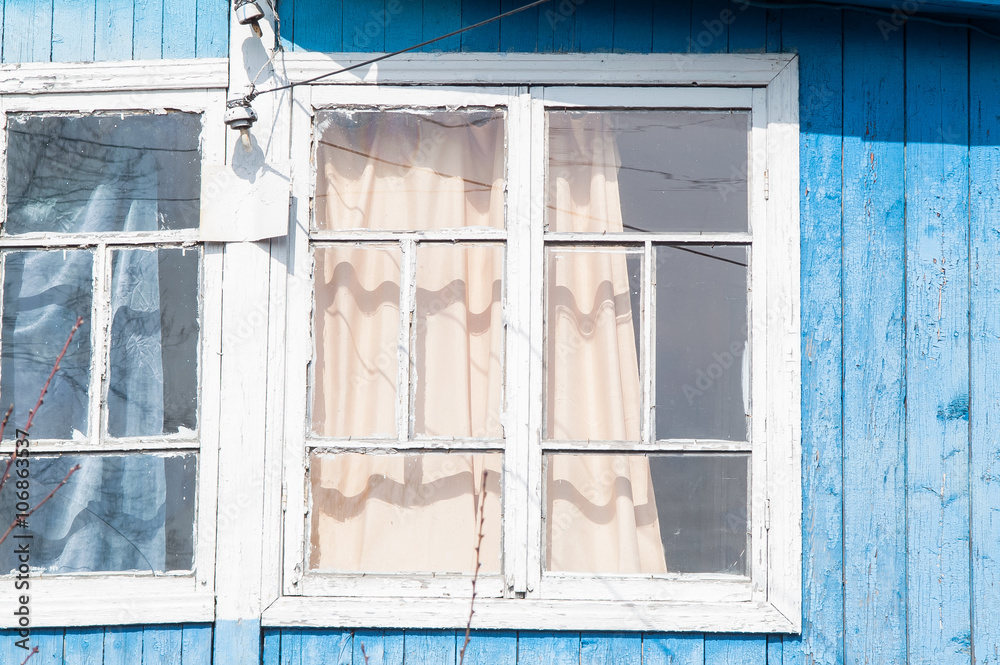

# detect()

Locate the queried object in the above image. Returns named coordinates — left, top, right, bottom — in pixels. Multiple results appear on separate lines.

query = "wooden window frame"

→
left=0, top=59, right=228, bottom=628
left=266, top=52, right=801, bottom=633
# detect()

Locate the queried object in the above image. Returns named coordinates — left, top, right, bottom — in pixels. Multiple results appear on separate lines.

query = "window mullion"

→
left=398, top=238, right=417, bottom=443
left=643, top=239, right=655, bottom=446
left=90, top=242, right=110, bottom=447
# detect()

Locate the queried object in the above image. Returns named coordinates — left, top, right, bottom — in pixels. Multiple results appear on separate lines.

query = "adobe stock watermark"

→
left=876, top=0, right=928, bottom=40
left=352, top=0, right=405, bottom=49
left=688, top=0, right=752, bottom=53
left=10, top=429, right=33, bottom=655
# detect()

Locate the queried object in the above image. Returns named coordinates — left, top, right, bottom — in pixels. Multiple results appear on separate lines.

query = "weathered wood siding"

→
left=3, top=0, right=1000, bottom=663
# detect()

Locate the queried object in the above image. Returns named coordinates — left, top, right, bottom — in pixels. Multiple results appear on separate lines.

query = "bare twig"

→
left=0, top=405, right=16, bottom=495
left=22, top=316, right=84, bottom=435
left=0, top=465, right=81, bottom=547
left=20, top=646, right=39, bottom=664
left=458, top=469, right=489, bottom=665
left=360, top=642, right=369, bottom=665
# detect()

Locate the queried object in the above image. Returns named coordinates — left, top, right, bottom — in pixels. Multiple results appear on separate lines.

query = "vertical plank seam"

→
left=901, top=17, right=910, bottom=665
left=838, top=9, right=847, bottom=665
left=965, top=21, right=975, bottom=664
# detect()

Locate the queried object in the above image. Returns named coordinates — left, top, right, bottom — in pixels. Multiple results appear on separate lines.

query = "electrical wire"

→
left=244, top=0, right=552, bottom=102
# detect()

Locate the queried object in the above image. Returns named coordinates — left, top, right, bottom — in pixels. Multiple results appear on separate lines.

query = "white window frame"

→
left=265, top=52, right=800, bottom=633
left=0, top=59, right=228, bottom=627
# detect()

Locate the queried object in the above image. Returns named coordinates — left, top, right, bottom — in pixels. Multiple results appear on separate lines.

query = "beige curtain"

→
left=546, top=112, right=667, bottom=574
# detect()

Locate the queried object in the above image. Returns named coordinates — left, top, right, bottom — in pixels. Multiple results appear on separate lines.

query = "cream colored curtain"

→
left=310, top=111, right=504, bottom=573
left=545, top=112, right=667, bottom=574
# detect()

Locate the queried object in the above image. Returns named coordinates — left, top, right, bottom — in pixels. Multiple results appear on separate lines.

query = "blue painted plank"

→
left=63, top=628, right=103, bottom=665
left=279, top=628, right=302, bottom=665
left=689, top=0, right=728, bottom=53
left=970, top=29, right=1000, bottom=665
left=301, top=629, right=351, bottom=665
left=51, top=0, right=96, bottom=62
left=181, top=624, right=212, bottom=665
left=904, top=20, right=973, bottom=665
left=423, top=0, right=461, bottom=51
left=277, top=0, right=295, bottom=51
left=764, top=7, right=780, bottom=52
left=162, top=0, right=197, bottom=57
left=459, top=630, right=516, bottom=665
left=0, top=631, right=33, bottom=665
left=95, top=0, right=133, bottom=60
left=263, top=630, right=282, bottom=665
left=132, top=0, right=163, bottom=58
left=345, top=0, right=385, bottom=51
left=726, top=0, right=765, bottom=53
left=294, top=0, right=342, bottom=52
left=2, top=0, right=54, bottom=63
left=32, top=629, right=64, bottom=664
left=461, top=0, right=500, bottom=51
left=766, top=635, right=782, bottom=665
left=143, top=625, right=183, bottom=665
left=651, top=0, right=690, bottom=52
left=612, top=0, right=652, bottom=53
left=402, top=630, right=455, bottom=665
left=517, top=632, right=580, bottom=664
left=214, top=619, right=262, bottom=665
left=642, top=634, right=704, bottom=665
left=537, top=0, right=577, bottom=53
left=574, top=0, right=613, bottom=52
left=580, top=632, right=641, bottom=664
left=704, top=635, right=766, bottom=665
left=384, top=0, right=419, bottom=51
left=196, top=0, right=229, bottom=57
left=104, top=626, right=145, bottom=665
left=499, top=0, right=538, bottom=52
left=780, top=8, right=845, bottom=665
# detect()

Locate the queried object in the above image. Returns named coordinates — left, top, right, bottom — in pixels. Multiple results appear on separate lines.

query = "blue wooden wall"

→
left=4, top=0, right=1000, bottom=663
left=0, top=625, right=212, bottom=663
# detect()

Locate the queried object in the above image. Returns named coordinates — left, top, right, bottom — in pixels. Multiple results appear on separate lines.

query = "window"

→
left=271, top=54, right=800, bottom=632
left=0, top=62, right=226, bottom=626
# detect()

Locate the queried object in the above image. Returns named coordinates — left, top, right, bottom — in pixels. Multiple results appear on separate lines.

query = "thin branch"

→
left=459, top=469, right=489, bottom=665
left=22, top=316, right=84, bottom=435
left=21, top=646, right=39, bottom=664
left=360, top=643, right=369, bottom=665
left=0, top=405, right=15, bottom=494
left=0, top=465, right=81, bottom=547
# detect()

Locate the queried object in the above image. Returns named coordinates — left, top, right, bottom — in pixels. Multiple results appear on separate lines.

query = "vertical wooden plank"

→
left=766, top=635, right=782, bottom=665
left=517, top=632, right=580, bottom=664
left=95, top=0, right=133, bottom=60
left=905, top=20, right=973, bottom=665
left=162, top=0, right=196, bottom=57
left=345, top=0, right=384, bottom=51
left=970, top=28, right=1000, bottom=665
left=2, top=0, right=54, bottom=63
left=422, top=0, right=460, bottom=51
left=276, top=0, right=295, bottom=51
left=642, top=634, right=704, bottom=665
left=132, top=0, right=162, bottom=58
left=402, top=630, right=455, bottom=665
left=0, top=631, right=30, bottom=665
left=574, top=0, right=612, bottom=52
left=196, top=0, right=229, bottom=57
left=263, top=630, right=282, bottom=665
left=383, top=0, right=419, bottom=52
left=651, top=0, right=690, bottom=52
left=726, top=0, right=765, bottom=53
left=580, top=632, right=641, bottom=664
left=688, top=0, right=727, bottom=53
left=293, top=0, right=341, bottom=52
left=51, top=0, right=96, bottom=62
left=612, top=0, right=651, bottom=53
left=764, top=8, right=780, bottom=52
left=779, top=8, right=845, bottom=665
left=537, top=0, right=575, bottom=53
left=32, top=629, right=64, bottom=664
left=354, top=629, right=384, bottom=664
left=460, top=630, right=517, bottom=665
left=63, top=628, right=103, bottom=665
left=280, top=629, right=302, bottom=665
left=704, top=635, right=766, bottom=664
left=181, top=624, right=213, bottom=665
left=104, top=626, right=145, bottom=665
left=499, top=0, right=537, bottom=52
left=461, top=0, right=499, bottom=51
left=301, top=630, right=352, bottom=665
left=143, top=626, right=183, bottom=665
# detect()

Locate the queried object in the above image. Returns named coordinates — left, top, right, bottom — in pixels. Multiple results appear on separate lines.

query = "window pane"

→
left=655, top=245, right=748, bottom=441
left=546, top=249, right=641, bottom=441
left=312, top=245, right=400, bottom=438
left=414, top=244, right=503, bottom=438
left=544, top=453, right=748, bottom=575
left=547, top=111, right=748, bottom=233
left=5, top=113, right=202, bottom=234
left=108, top=248, right=200, bottom=438
left=314, top=110, right=505, bottom=231
left=0, top=453, right=197, bottom=573
left=0, top=250, right=92, bottom=440
left=309, top=452, right=501, bottom=573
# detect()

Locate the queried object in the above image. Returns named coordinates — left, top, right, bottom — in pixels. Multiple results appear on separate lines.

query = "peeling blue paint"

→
left=938, top=395, right=970, bottom=420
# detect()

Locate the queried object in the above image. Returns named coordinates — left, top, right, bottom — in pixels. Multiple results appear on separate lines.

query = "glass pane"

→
left=547, top=111, right=749, bottom=233
left=545, top=453, right=748, bottom=575
left=655, top=245, right=748, bottom=441
left=545, top=249, right=641, bottom=441
left=0, top=453, right=197, bottom=573
left=0, top=250, right=93, bottom=440
left=5, top=113, right=202, bottom=234
left=312, top=245, right=400, bottom=437
left=309, top=452, right=501, bottom=573
left=108, top=248, right=200, bottom=438
left=314, top=110, right=505, bottom=231
left=414, top=244, right=503, bottom=438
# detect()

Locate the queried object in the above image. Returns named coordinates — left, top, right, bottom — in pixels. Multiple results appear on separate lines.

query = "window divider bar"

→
left=642, top=239, right=654, bottom=446
left=90, top=243, right=109, bottom=447
left=398, top=239, right=416, bottom=442
left=309, top=229, right=507, bottom=243
left=542, top=232, right=752, bottom=244
left=540, top=439, right=752, bottom=453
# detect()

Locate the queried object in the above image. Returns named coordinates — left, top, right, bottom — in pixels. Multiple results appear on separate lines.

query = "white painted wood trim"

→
left=262, top=596, right=798, bottom=633
left=541, top=86, right=752, bottom=109
left=310, top=85, right=513, bottom=109
left=1, top=89, right=224, bottom=114
left=299, top=574, right=505, bottom=598
left=279, top=52, right=795, bottom=88
left=0, top=58, right=228, bottom=95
